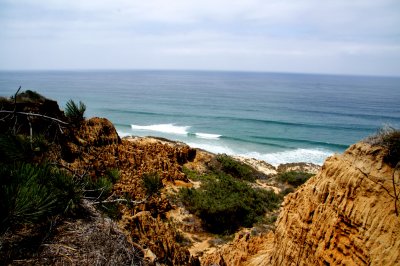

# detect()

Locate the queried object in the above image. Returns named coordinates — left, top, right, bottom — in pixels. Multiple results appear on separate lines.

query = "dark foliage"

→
left=381, top=129, right=400, bottom=167
left=277, top=171, right=314, bottom=187
left=365, top=127, right=400, bottom=167
left=0, top=163, right=83, bottom=232
left=216, top=154, right=256, bottom=182
left=65, top=99, right=86, bottom=124
left=142, top=172, right=164, bottom=196
left=179, top=173, right=281, bottom=234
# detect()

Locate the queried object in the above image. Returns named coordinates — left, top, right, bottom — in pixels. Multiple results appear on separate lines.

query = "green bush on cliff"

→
left=277, top=171, right=314, bottom=187
left=365, top=127, right=400, bottom=167
left=142, top=172, right=164, bottom=196
left=0, top=163, right=83, bottom=231
left=380, top=128, right=400, bottom=167
left=216, top=154, right=256, bottom=182
left=65, top=99, right=86, bottom=124
left=179, top=173, right=281, bottom=234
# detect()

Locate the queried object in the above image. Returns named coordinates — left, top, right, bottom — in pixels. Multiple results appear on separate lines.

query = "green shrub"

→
left=0, top=163, right=83, bottom=231
left=0, top=134, right=31, bottom=163
left=65, top=99, right=86, bottom=124
left=216, top=154, right=256, bottom=182
left=277, top=171, right=313, bottom=187
left=142, top=172, right=164, bottom=196
left=179, top=173, right=281, bottom=234
left=182, top=166, right=199, bottom=181
left=84, top=176, right=113, bottom=202
left=105, top=168, right=120, bottom=183
left=16, top=90, right=45, bottom=103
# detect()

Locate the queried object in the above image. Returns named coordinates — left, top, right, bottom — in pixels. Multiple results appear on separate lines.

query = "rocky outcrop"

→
left=59, top=119, right=199, bottom=265
left=202, top=142, right=400, bottom=265
left=267, top=142, right=400, bottom=265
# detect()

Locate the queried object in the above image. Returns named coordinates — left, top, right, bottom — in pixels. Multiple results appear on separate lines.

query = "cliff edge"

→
left=268, top=141, right=400, bottom=265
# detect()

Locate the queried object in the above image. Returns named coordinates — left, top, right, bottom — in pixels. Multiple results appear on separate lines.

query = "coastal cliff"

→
left=269, top=142, right=400, bottom=265
left=1, top=91, right=399, bottom=265
left=202, top=141, right=400, bottom=265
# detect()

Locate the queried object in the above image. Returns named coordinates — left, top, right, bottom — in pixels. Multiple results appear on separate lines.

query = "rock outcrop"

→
left=268, top=142, right=400, bottom=265
left=202, top=142, right=400, bottom=265
left=58, top=119, right=200, bottom=265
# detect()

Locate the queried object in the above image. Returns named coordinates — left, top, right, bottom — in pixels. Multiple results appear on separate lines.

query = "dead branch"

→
left=0, top=110, right=68, bottom=125
left=356, top=166, right=399, bottom=216
left=91, top=197, right=148, bottom=206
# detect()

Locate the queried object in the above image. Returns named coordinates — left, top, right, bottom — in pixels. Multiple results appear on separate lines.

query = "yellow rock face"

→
left=203, top=142, right=400, bottom=266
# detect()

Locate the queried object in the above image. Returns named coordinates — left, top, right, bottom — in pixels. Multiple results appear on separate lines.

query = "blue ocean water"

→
left=1, top=70, right=399, bottom=165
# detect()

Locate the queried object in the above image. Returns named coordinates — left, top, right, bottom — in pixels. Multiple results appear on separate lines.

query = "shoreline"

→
left=118, top=128, right=336, bottom=167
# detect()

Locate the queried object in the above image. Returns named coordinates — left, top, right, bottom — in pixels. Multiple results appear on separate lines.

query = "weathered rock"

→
left=202, top=142, right=400, bottom=265
left=58, top=120, right=199, bottom=265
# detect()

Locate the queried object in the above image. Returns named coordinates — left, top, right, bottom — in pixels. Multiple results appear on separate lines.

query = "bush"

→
left=179, top=173, right=281, bottom=234
left=216, top=154, right=256, bottom=182
left=0, top=163, right=83, bottom=231
left=277, top=171, right=313, bottom=187
left=365, top=127, right=400, bottom=167
left=142, top=172, right=164, bottom=196
left=65, top=99, right=86, bottom=124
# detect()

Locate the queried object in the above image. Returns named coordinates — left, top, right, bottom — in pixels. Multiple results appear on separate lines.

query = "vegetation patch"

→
left=216, top=154, right=257, bottom=182
left=65, top=99, right=86, bottom=125
left=0, top=163, right=83, bottom=232
left=365, top=127, right=400, bottom=167
left=179, top=172, right=281, bottom=234
left=277, top=171, right=314, bottom=188
left=142, top=172, right=164, bottom=196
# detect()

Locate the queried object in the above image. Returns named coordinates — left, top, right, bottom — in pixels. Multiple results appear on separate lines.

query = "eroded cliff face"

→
left=201, top=142, right=400, bottom=266
left=57, top=118, right=200, bottom=265
left=268, top=142, right=400, bottom=265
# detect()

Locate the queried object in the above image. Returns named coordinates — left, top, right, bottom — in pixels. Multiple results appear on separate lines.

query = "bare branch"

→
left=91, top=197, right=148, bottom=205
left=0, top=110, right=68, bottom=125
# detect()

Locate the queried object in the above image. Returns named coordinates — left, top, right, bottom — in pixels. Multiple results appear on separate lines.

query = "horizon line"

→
left=0, top=68, right=399, bottom=79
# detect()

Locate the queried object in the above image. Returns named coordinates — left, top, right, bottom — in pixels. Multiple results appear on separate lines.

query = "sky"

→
left=0, top=0, right=399, bottom=76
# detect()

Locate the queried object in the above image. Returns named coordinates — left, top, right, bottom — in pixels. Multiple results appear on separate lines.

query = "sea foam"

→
left=131, top=123, right=190, bottom=135
left=195, top=132, right=222, bottom=139
left=242, top=148, right=334, bottom=166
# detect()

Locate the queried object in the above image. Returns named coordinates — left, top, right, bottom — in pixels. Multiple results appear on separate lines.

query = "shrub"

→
left=179, top=173, right=281, bottom=234
left=84, top=176, right=113, bottom=202
left=365, top=127, right=400, bottom=167
left=277, top=171, right=314, bottom=187
left=216, top=154, right=256, bottom=182
left=0, top=163, right=83, bottom=231
left=142, top=172, right=164, bottom=196
left=65, top=99, right=86, bottom=124
left=105, top=168, right=120, bottom=183
left=16, top=90, right=45, bottom=103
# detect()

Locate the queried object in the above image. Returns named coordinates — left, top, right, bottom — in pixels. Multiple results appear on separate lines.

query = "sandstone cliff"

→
left=58, top=118, right=200, bottom=265
left=269, top=142, right=400, bottom=265
left=204, top=142, right=400, bottom=265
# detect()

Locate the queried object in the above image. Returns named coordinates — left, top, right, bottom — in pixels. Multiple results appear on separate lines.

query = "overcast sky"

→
left=0, top=0, right=399, bottom=76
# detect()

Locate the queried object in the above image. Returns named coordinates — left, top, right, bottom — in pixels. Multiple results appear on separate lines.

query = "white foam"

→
left=131, top=123, right=190, bottom=135
left=186, top=142, right=236, bottom=155
left=241, top=148, right=334, bottom=166
left=117, top=131, right=132, bottom=138
left=195, top=132, right=222, bottom=140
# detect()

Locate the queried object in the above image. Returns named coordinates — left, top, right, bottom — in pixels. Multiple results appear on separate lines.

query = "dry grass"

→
left=1, top=200, right=147, bottom=266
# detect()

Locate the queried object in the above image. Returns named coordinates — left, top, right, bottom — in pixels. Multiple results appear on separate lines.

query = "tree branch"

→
left=0, top=110, right=69, bottom=125
left=91, top=197, right=148, bottom=205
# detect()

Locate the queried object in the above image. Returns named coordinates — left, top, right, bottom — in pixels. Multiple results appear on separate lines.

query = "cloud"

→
left=0, top=0, right=399, bottom=75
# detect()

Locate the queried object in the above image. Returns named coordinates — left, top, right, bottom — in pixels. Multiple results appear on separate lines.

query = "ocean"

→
left=1, top=70, right=399, bottom=165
